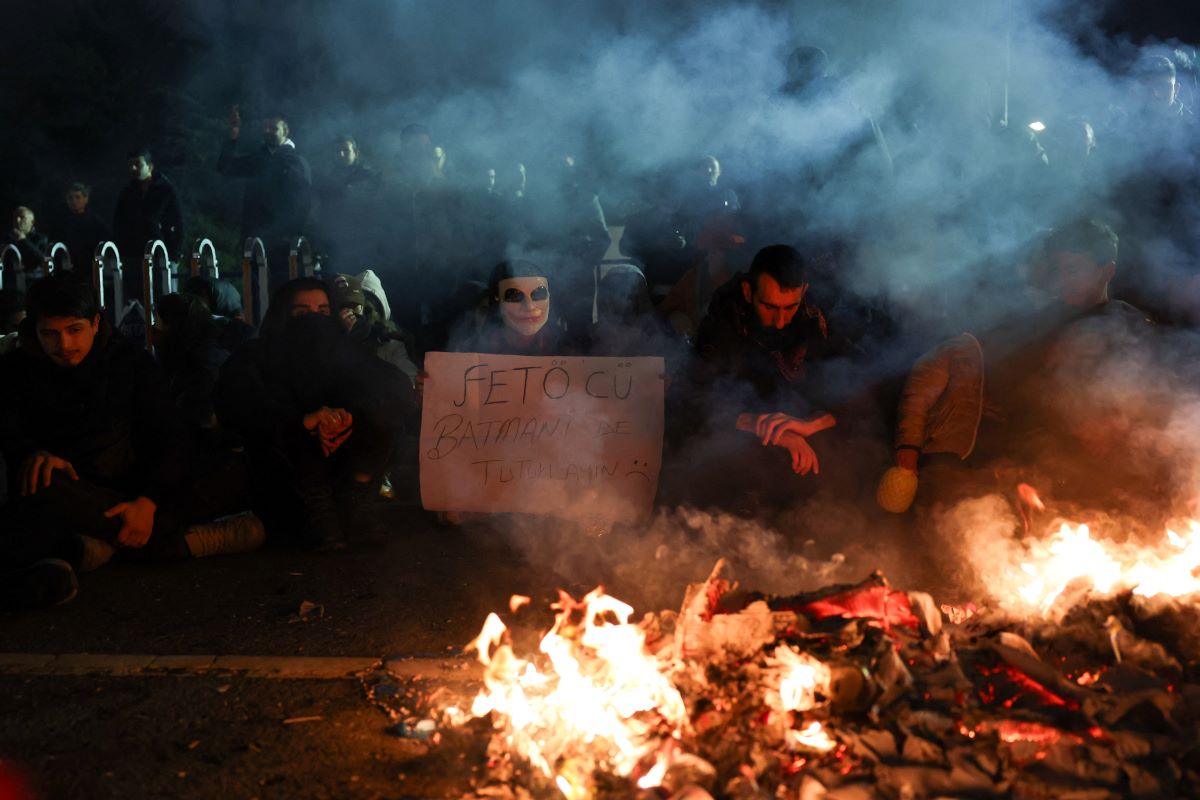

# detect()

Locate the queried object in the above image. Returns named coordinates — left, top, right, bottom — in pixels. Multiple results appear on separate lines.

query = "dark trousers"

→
left=245, top=424, right=392, bottom=545
left=0, top=477, right=188, bottom=570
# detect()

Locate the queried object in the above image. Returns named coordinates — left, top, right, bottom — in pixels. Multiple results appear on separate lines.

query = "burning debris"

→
left=413, top=542, right=1200, bottom=800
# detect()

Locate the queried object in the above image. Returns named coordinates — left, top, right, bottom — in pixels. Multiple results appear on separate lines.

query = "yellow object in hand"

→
left=877, top=467, right=919, bottom=513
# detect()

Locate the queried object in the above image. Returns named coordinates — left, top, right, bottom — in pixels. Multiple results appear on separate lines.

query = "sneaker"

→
left=0, top=559, right=79, bottom=611
left=184, top=511, right=267, bottom=558
left=77, top=536, right=116, bottom=573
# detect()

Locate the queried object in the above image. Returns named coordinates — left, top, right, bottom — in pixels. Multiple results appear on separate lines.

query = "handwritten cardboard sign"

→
left=419, top=352, right=665, bottom=522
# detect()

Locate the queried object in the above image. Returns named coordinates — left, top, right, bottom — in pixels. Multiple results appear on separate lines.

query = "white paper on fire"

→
left=419, top=352, right=665, bottom=521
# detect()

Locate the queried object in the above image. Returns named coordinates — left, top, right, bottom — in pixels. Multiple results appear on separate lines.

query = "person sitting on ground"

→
left=182, top=275, right=256, bottom=352
left=689, top=244, right=838, bottom=474
left=891, top=219, right=1153, bottom=515
left=452, top=259, right=579, bottom=356
left=152, top=293, right=232, bottom=439
left=5, top=206, right=49, bottom=272
left=329, top=273, right=418, bottom=387
left=0, top=277, right=260, bottom=611
left=661, top=245, right=839, bottom=513
left=590, top=263, right=681, bottom=359
left=213, top=277, right=412, bottom=551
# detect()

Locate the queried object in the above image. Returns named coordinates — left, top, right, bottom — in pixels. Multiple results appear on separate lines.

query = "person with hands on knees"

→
left=214, top=278, right=412, bottom=551
left=666, top=245, right=839, bottom=510
left=0, top=276, right=195, bottom=610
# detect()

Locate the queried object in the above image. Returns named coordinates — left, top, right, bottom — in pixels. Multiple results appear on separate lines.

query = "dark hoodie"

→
left=213, top=313, right=412, bottom=447
left=0, top=317, right=189, bottom=503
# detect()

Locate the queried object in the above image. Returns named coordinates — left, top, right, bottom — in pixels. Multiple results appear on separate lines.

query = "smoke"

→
left=492, top=506, right=857, bottom=611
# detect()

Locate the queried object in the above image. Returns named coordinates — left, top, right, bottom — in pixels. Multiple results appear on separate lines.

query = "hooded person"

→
left=182, top=275, right=256, bottom=353
left=329, top=273, right=418, bottom=386
left=213, top=277, right=413, bottom=550
left=590, top=263, right=681, bottom=359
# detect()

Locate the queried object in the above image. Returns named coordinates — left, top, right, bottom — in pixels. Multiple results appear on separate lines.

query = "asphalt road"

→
left=0, top=504, right=578, bottom=800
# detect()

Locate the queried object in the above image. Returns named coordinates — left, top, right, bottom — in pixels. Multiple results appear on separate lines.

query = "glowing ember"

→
left=987, top=520, right=1200, bottom=615
left=464, top=588, right=688, bottom=794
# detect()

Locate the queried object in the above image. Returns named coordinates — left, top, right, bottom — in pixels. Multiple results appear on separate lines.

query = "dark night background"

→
left=0, top=0, right=1192, bottom=270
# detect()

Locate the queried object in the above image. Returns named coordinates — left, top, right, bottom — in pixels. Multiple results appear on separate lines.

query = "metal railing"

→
left=142, top=240, right=172, bottom=350
left=289, top=236, right=315, bottom=279
left=241, top=237, right=269, bottom=324
left=1, top=244, right=23, bottom=291
left=92, top=241, right=124, bottom=317
left=45, top=242, right=72, bottom=275
left=190, top=238, right=219, bottom=280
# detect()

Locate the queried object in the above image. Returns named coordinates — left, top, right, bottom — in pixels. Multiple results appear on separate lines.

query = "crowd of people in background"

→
left=1, top=44, right=1197, bottom=610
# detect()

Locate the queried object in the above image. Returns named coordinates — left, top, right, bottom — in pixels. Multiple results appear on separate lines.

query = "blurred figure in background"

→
left=6, top=206, right=49, bottom=271
left=53, top=182, right=110, bottom=272
left=217, top=108, right=312, bottom=286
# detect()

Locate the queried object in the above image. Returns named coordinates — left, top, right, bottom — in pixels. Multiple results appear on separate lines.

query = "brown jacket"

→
left=894, top=333, right=984, bottom=459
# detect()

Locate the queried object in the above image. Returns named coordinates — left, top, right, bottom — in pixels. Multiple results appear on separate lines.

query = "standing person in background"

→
left=113, top=148, right=184, bottom=300
left=216, top=107, right=312, bottom=286
left=314, top=135, right=383, bottom=274
left=53, top=182, right=110, bottom=271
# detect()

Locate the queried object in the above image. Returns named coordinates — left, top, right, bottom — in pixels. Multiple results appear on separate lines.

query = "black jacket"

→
left=53, top=210, right=110, bottom=270
left=0, top=320, right=189, bottom=503
left=113, top=173, right=184, bottom=263
left=4, top=229, right=48, bottom=270
left=213, top=316, right=411, bottom=447
left=217, top=140, right=312, bottom=244
left=689, top=274, right=836, bottom=427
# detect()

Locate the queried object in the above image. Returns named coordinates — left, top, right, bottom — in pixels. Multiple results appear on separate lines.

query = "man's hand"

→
left=895, top=448, right=919, bottom=471
left=337, top=306, right=359, bottom=333
left=414, top=372, right=428, bottom=406
left=20, top=451, right=78, bottom=496
left=750, top=412, right=836, bottom=445
left=782, top=435, right=820, bottom=476
left=104, top=496, right=157, bottom=549
left=228, top=104, right=241, bottom=140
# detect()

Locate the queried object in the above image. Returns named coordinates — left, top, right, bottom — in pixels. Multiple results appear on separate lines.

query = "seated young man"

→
left=893, top=219, right=1154, bottom=513
left=213, top=278, right=413, bottom=551
left=0, top=277, right=196, bottom=609
left=665, top=245, right=839, bottom=510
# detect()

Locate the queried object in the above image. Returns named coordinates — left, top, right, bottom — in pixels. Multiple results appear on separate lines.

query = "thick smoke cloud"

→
left=7, top=0, right=1197, bottom=605
left=176, top=0, right=1196, bottom=335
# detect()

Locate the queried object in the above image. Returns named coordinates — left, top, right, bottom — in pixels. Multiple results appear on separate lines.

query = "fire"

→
left=768, top=645, right=831, bottom=713
left=464, top=587, right=689, bottom=794
left=993, top=520, right=1200, bottom=615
